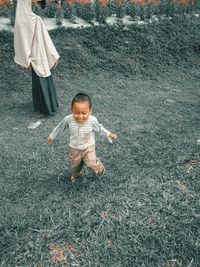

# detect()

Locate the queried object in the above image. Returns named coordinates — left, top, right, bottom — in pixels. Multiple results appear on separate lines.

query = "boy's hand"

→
left=109, top=133, right=118, bottom=141
left=47, top=136, right=53, bottom=144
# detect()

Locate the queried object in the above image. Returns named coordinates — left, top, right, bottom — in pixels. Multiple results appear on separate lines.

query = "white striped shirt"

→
left=49, top=114, right=111, bottom=150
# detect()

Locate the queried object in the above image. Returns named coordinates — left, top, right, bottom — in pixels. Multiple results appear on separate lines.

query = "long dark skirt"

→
left=32, top=69, right=59, bottom=115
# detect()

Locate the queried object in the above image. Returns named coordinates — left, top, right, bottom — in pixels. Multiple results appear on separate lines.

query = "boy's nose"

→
left=78, top=115, right=84, bottom=119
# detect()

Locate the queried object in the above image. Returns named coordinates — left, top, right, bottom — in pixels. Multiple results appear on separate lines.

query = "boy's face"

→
left=72, top=101, right=92, bottom=124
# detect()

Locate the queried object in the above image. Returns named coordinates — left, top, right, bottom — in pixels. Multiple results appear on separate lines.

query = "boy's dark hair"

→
left=71, top=93, right=92, bottom=109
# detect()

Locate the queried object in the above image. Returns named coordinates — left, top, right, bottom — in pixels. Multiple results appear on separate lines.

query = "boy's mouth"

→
left=76, top=119, right=85, bottom=123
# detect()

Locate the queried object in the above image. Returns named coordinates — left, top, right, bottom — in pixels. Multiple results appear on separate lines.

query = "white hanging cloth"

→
left=14, top=0, right=59, bottom=77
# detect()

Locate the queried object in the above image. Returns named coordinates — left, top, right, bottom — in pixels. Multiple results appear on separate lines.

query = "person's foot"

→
left=97, top=165, right=105, bottom=175
left=69, top=171, right=84, bottom=183
left=79, top=171, right=84, bottom=177
left=70, top=175, right=77, bottom=183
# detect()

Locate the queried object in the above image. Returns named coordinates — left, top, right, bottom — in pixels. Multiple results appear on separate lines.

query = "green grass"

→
left=0, top=14, right=200, bottom=266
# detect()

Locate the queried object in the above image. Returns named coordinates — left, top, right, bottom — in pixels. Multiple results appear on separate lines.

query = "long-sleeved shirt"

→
left=49, top=114, right=111, bottom=150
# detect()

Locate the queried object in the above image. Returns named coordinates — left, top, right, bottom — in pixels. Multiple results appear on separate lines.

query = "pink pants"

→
left=69, top=144, right=104, bottom=177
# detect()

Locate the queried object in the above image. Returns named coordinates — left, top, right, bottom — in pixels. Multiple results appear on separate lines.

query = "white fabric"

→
left=14, top=0, right=59, bottom=77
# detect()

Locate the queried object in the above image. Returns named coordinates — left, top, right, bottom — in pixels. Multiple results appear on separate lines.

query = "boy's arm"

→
left=48, top=117, right=68, bottom=143
left=92, top=117, right=117, bottom=141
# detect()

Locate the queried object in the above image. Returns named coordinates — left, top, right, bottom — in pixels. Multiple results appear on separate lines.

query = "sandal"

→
left=79, top=171, right=84, bottom=177
left=97, top=165, right=105, bottom=176
left=70, top=175, right=77, bottom=183
left=69, top=171, right=84, bottom=184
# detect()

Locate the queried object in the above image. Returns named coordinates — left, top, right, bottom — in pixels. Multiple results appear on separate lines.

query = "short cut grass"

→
left=71, top=93, right=92, bottom=109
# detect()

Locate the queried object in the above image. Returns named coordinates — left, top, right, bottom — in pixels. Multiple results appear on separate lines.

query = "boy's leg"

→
left=69, top=147, right=84, bottom=182
left=83, top=144, right=105, bottom=175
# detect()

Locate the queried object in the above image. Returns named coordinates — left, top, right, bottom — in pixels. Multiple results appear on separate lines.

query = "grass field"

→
left=0, top=14, right=200, bottom=266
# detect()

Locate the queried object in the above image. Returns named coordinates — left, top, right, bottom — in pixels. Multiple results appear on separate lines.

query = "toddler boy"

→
left=48, top=93, right=117, bottom=183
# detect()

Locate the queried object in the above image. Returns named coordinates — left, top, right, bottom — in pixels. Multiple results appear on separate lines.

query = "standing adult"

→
left=14, top=0, right=59, bottom=115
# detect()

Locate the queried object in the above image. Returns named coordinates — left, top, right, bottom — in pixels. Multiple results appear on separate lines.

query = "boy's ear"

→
left=90, top=107, right=93, bottom=114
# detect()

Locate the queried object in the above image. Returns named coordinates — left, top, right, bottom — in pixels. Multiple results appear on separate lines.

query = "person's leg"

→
left=83, top=144, right=105, bottom=175
left=32, top=69, right=41, bottom=112
left=32, top=68, right=59, bottom=115
left=69, top=147, right=84, bottom=183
